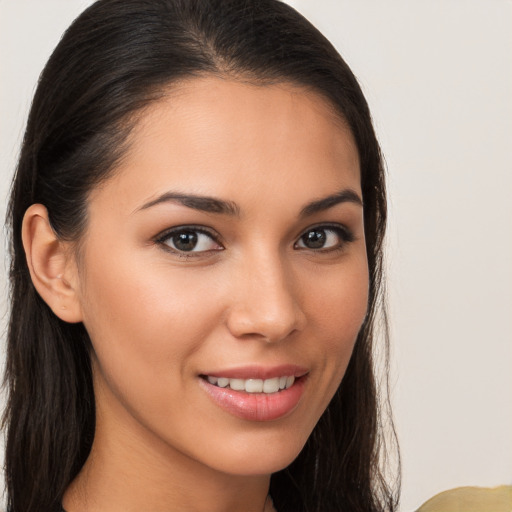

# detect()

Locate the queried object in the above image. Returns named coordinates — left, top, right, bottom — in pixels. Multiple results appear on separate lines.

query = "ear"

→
left=22, top=204, right=83, bottom=323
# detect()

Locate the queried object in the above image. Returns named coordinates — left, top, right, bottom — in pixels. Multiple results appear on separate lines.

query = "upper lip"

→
left=200, top=364, right=309, bottom=380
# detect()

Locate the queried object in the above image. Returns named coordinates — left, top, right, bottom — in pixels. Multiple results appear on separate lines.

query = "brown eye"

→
left=301, top=229, right=327, bottom=249
left=171, top=231, right=199, bottom=251
left=295, top=226, right=353, bottom=251
left=159, top=228, right=222, bottom=253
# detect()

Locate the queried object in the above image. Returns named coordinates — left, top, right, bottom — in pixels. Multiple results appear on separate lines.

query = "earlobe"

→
left=22, top=204, right=83, bottom=323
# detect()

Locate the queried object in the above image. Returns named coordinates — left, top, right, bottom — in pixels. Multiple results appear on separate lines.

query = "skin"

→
left=25, top=77, right=369, bottom=512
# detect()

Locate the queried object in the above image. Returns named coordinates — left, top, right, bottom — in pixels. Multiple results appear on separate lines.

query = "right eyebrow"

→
left=134, top=192, right=241, bottom=217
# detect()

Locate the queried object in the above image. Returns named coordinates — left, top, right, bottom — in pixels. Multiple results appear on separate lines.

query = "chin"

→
left=203, top=430, right=310, bottom=477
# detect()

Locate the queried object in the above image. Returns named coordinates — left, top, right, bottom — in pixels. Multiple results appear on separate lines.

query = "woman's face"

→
left=74, top=77, right=368, bottom=477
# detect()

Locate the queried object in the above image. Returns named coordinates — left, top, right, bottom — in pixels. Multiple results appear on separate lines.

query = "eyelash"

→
left=155, top=223, right=355, bottom=258
left=155, top=225, right=222, bottom=258
left=294, top=224, right=355, bottom=253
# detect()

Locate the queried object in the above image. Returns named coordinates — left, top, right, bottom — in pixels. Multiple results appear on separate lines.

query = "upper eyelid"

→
left=296, top=222, right=352, bottom=238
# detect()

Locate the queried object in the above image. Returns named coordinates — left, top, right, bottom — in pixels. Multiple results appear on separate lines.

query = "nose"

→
left=225, top=252, right=306, bottom=343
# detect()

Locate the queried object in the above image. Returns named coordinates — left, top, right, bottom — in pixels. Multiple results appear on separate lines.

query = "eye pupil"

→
left=303, top=229, right=326, bottom=249
left=173, top=231, right=198, bottom=251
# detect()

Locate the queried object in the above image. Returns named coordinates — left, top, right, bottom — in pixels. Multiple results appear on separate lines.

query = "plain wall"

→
left=1, top=1, right=511, bottom=510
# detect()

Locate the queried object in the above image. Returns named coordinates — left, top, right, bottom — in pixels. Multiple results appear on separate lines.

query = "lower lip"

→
left=199, top=377, right=306, bottom=421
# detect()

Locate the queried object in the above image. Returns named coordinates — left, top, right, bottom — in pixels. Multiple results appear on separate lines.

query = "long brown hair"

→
left=3, top=1, right=399, bottom=510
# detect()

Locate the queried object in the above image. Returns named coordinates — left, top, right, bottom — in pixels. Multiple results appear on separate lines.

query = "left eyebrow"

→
left=299, top=189, right=363, bottom=218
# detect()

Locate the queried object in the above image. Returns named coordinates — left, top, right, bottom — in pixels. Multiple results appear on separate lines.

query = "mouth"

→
left=198, top=368, right=308, bottom=421
left=200, top=375, right=297, bottom=394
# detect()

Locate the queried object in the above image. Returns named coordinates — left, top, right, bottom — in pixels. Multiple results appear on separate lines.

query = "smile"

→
left=205, top=375, right=295, bottom=394
left=199, top=370, right=308, bottom=421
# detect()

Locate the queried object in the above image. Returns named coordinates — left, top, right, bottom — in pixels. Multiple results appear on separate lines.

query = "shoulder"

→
left=416, top=485, right=512, bottom=512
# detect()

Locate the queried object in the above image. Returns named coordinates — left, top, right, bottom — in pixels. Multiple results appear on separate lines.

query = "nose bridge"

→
left=227, top=246, right=305, bottom=341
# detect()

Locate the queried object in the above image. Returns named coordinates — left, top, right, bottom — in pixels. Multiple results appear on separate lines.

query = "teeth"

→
left=263, top=377, right=280, bottom=393
left=245, top=379, right=263, bottom=392
left=217, top=377, right=229, bottom=388
left=229, top=378, right=245, bottom=391
left=206, top=375, right=296, bottom=393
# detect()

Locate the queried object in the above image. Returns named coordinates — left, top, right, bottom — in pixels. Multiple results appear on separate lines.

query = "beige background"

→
left=1, top=1, right=511, bottom=510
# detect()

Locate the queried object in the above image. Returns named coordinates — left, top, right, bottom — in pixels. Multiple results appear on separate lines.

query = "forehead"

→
left=91, top=77, right=361, bottom=211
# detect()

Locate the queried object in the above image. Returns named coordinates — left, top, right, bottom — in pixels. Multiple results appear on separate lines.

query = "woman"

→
left=3, top=0, right=398, bottom=511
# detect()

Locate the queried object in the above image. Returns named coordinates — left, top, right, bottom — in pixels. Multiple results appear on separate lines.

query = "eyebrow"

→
left=136, top=188, right=362, bottom=217
left=299, top=189, right=363, bottom=217
left=137, top=192, right=240, bottom=216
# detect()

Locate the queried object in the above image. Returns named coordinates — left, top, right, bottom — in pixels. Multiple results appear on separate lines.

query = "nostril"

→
left=225, top=309, right=304, bottom=343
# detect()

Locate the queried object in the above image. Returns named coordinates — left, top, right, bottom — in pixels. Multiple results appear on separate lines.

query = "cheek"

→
left=305, top=256, right=369, bottom=382
left=78, top=249, right=222, bottom=389
left=310, top=257, right=369, bottom=338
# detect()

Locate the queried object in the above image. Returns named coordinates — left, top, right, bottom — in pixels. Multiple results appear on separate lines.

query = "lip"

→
left=199, top=376, right=307, bottom=422
left=198, top=365, right=309, bottom=422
